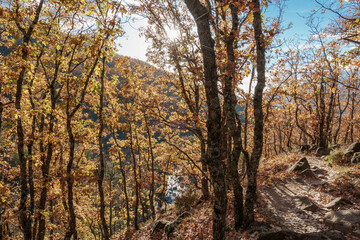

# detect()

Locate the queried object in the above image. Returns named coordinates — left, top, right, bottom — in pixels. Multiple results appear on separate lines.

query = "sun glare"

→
left=164, top=26, right=181, bottom=42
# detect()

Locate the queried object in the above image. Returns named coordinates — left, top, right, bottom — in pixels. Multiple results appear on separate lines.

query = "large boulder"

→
left=288, top=157, right=311, bottom=172
left=324, top=209, right=360, bottom=237
left=257, top=230, right=346, bottom=240
left=351, top=152, right=360, bottom=164
left=324, top=197, right=353, bottom=209
left=344, top=142, right=360, bottom=157
left=316, top=147, right=331, bottom=157
left=294, top=196, right=319, bottom=212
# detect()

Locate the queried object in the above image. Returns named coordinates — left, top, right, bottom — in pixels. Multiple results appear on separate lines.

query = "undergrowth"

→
left=324, top=150, right=345, bottom=167
left=258, top=153, right=299, bottom=185
left=174, top=190, right=198, bottom=211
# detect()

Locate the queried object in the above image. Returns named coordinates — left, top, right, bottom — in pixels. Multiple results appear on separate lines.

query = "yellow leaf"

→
left=248, top=13, right=253, bottom=24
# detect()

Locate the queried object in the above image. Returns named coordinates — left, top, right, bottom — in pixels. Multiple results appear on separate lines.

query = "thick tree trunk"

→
left=184, top=1, right=226, bottom=239
left=244, top=0, right=266, bottom=227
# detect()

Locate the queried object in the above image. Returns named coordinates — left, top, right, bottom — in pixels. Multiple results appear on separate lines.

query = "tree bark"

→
left=14, top=1, right=45, bottom=238
left=223, top=1, right=244, bottom=230
left=128, top=122, right=139, bottom=230
left=184, top=1, right=227, bottom=239
left=244, top=0, right=266, bottom=227
left=143, top=114, right=156, bottom=218
left=97, top=57, right=110, bottom=240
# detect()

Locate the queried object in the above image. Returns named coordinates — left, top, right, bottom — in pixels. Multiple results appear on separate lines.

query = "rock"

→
left=288, top=157, right=311, bottom=172
left=324, top=209, right=360, bottom=237
left=324, top=197, right=353, bottom=209
left=316, top=147, right=331, bottom=156
left=300, top=145, right=310, bottom=153
left=294, top=196, right=319, bottom=212
left=299, top=169, right=317, bottom=178
left=257, top=230, right=346, bottom=240
left=301, top=231, right=347, bottom=240
left=150, top=220, right=169, bottom=236
left=351, top=152, right=360, bottom=164
left=257, top=230, right=300, bottom=240
left=344, top=142, right=360, bottom=157
left=313, top=167, right=328, bottom=175
left=151, top=212, right=189, bottom=237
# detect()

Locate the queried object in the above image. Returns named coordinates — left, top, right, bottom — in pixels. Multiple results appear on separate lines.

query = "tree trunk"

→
left=200, top=141, right=210, bottom=199
left=244, top=0, right=266, bottom=227
left=37, top=67, right=59, bottom=240
left=128, top=122, right=139, bottom=230
left=13, top=2, right=45, bottom=238
left=184, top=1, right=226, bottom=239
left=143, top=114, right=156, bottom=218
left=223, top=1, right=244, bottom=230
left=64, top=117, right=78, bottom=240
left=97, top=57, right=110, bottom=240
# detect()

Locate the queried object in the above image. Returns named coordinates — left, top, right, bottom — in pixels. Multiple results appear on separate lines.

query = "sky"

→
left=116, top=0, right=337, bottom=62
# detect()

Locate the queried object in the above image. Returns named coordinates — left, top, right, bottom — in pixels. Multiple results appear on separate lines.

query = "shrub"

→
left=324, top=150, right=345, bottom=167
left=174, top=190, right=197, bottom=211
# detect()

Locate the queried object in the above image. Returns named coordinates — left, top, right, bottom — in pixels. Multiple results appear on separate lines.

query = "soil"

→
left=254, top=154, right=360, bottom=240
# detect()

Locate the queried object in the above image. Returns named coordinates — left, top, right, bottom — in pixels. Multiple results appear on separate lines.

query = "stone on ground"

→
left=351, top=152, right=360, bottom=164
left=257, top=230, right=346, bottom=240
left=324, top=197, right=353, bottom=209
left=316, top=147, right=331, bottom=157
left=294, top=196, right=319, bottom=212
left=324, top=209, right=360, bottom=237
left=288, top=157, right=311, bottom=172
left=344, top=142, right=360, bottom=157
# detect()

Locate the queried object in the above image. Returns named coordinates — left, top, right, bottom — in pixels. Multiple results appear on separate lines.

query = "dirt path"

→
left=258, top=155, right=360, bottom=239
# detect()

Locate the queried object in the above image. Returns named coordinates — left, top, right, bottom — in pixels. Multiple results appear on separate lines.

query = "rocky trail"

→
left=254, top=154, right=360, bottom=240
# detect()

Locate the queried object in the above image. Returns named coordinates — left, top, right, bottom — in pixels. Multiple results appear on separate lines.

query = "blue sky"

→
left=116, top=0, right=336, bottom=62
left=275, top=0, right=334, bottom=40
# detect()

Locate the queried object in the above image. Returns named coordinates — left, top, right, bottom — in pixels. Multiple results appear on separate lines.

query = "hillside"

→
left=114, top=145, right=360, bottom=240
